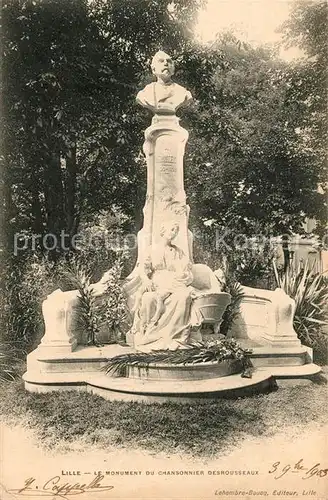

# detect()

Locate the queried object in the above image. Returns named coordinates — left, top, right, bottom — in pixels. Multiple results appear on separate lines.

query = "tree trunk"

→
left=43, top=151, right=64, bottom=259
left=65, top=145, right=78, bottom=242
left=29, top=159, right=45, bottom=239
left=0, top=155, right=14, bottom=258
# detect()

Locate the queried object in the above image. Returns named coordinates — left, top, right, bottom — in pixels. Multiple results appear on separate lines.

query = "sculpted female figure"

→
left=131, top=222, right=202, bottom=352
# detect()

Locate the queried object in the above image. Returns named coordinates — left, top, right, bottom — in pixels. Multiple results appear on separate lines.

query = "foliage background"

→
left=0, top=0, right=327, bottom=359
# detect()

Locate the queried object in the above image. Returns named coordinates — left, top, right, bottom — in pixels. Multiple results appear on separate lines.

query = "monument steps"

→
left=23, top=343, right=322, bottom=402
left=248, top=346, right=311, bottom=367
left=24, top=370, right=276, bottom=402
left=25, top=343, right=316, bottom=375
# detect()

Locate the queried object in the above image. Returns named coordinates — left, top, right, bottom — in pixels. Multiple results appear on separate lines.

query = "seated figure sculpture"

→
left=133, top=223, right=193, bottom=326
left=131, top=221, right=203, bottom=352
left=127, top=221, right=231, bottom=352
left=136, top=50, right=192, bottom=114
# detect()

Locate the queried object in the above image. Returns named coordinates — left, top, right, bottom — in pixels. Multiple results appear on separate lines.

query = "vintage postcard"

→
left=1, top=0, right=327, bottom=499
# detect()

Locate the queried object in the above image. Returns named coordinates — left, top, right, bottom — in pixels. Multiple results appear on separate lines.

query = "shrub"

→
left=59, top=257, right=101, bottom=345
left=193, top=225, right=277, bottom=290
left=0, top=341, right=22, bottom=383
left=76, top=209, right=135, bottom=281
left=59, top=252, right=131, bottom=345
left=0, top=209, right=135, bottom=351
left=230, top=244, right=277, bottom=289
left=220, top=278, right=244, bottom=336
left=0, top=255, right=57, bottom=351
left=95, top=255, right=132, bottom=343
left=273, top=260, right=328, bottom=355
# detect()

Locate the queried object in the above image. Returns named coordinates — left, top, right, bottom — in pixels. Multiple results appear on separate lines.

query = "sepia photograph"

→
left=0, top=0, right=327, bottom=499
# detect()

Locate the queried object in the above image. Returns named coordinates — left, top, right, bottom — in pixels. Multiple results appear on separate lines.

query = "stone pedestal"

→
left=229, top=286, right=301, bottom=348
left=136, top=114, right=192, bottom=266
left=261, top=288, right=301, bottom=347
left=24, top=289, right=80, bottom=387
left=38, top=289, right=80, bottom=354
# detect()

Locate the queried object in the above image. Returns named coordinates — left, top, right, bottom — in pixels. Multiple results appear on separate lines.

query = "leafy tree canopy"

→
left=184, top=33, right=325, bottom=236
left=1, top=0, right=326, bottom=261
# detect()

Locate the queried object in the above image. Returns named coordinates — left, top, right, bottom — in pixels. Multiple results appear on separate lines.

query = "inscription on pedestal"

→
left=155, top=136, right=179, bottom=197
left=159, top=154, right=175, bottom=171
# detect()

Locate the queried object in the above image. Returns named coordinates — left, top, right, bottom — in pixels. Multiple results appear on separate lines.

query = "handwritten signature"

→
left=269, top=459, right=328, bottom=480
left=7, top=472, right=114, bottom=499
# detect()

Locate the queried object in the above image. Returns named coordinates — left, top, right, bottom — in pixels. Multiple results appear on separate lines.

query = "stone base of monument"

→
left=23, top=341, right=322, bottom=403
left=23, top=282, right=323, bottom=402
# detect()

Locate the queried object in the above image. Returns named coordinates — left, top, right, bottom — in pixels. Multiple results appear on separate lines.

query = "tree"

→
left=180, top=33, right=326, bottom=238
left=2, top=0, right=325, bottom=259
left=1, top=0, right=204, bottom=257
left=280, top=0, right=327, bottom=235
left=2, top=0, right=111, bottom=255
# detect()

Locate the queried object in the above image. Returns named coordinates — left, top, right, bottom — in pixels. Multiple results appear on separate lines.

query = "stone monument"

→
left=123, top=50, right=230, bottom=351
left=22, top=50, right=321, bottom=400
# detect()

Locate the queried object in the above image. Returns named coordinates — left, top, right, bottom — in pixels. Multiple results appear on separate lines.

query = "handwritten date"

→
left=269, top=459, right=328, bottom=480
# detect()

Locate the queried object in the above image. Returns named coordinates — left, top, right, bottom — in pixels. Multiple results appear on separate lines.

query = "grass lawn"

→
left=1, top=364, right=327, bottom=459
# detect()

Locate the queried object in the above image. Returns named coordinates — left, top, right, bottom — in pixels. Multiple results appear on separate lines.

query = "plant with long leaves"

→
left=0, top=342, right=22, bottom=383
left=102, top=338, right=253, bottom=378
left=273, top=259, right=328, bottom=347
left=218, top=258, right=245, bottom=335
left=60, top=258, right=101, bottom=346
left=96, top=254, right=131, bottom=343
left=59, top=252, right=131, bottom=345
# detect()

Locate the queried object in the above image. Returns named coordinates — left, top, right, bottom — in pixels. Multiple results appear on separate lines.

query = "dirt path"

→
left=1, top=421, right=327, bottom=500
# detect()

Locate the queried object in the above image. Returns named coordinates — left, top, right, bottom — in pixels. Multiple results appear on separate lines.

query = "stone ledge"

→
left=34, top=344, right=133, bottom=361
left=28, top=346, right=311, bottom=372
left=246, top=345, right=312, bottom=368
left=88, top=371, right=273, bottom=394
left=23, top=362, right=324, bottom=402
left=23, top=370, right=276, bottom=402
left=250, top=346, right=311, bottom=355
left=261, top=363, right=322, bottom=378
left=23, top=342, right=323, bottom=402
left=23, top=363, right=322, bottom=388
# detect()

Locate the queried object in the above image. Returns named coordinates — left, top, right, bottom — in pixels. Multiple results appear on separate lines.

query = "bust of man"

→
left=136, top=50, right=192, bottom=114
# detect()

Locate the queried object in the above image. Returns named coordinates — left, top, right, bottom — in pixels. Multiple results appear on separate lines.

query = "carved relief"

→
left=158, top=187, right=174, bottom=202
left=145, top=194, right=154, bottom=203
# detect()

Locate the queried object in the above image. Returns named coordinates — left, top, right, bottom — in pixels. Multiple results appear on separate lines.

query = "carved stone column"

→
left=137, top=114, right=192, bottom=264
